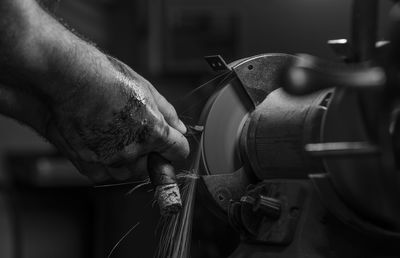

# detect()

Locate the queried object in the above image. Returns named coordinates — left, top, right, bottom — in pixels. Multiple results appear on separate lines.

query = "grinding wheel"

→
left=199, top=54, right=296, bottom=177
left=201, top=77, right=252, bottom=175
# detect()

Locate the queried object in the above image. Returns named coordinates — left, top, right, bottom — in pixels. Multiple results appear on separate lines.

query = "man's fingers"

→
left=124, top=156, right=148, bottom=181
left=45, top=121, right=113, bottom=184
left=151, top=89, right=187, bottom=134
left=156, top=125, right=190, bottom=161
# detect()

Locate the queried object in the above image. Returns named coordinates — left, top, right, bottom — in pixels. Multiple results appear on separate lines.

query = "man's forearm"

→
left=0, top=0, right=189, bottom=182
left=0, top=0, right=127, bottom=110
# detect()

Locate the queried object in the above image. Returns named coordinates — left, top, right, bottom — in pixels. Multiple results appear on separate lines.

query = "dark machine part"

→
left=240, top=88, right=329, bottom=180
left=199, top=54, right=331, bottom=179
left=174, top=0, right=400, bottom=257
left=194, top=54, right=338, bottom=251
left=283, top=0, right=400, bottom=235
left=197, top=53, right=331, bottom=210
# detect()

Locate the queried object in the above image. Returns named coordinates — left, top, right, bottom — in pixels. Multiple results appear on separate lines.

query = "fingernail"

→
left=178, top=120, right=187, bottom=134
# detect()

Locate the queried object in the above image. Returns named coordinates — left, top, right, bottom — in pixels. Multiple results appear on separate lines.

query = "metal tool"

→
left=148, top=153, right=182, bottom=216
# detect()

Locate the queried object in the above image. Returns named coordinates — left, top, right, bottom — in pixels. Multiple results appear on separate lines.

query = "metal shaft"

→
left=351, top=0, right=378, bottom=62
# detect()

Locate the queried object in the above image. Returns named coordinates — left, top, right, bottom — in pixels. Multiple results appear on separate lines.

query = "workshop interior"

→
left=0, top=0, right=399, bottom=257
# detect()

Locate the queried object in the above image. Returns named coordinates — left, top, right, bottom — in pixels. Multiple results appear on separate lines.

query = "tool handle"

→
left=148, top=152, right=177, bottom=186
left=148, top=153, right=182, bottom=216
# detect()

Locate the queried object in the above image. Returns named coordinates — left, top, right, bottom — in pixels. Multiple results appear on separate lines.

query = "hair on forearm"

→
left=76, top=95, right=151, bottom=163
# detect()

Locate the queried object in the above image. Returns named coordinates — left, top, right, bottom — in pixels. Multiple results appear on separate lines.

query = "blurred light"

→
left=327, top=39, right=348, bottom=44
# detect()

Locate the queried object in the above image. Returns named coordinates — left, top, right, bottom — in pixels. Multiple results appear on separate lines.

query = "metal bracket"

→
left=199, top=167, right=255, bottom=220
left=228, top=180, right=308, bottom=245
left=232, top=53, right=296, bottom=107
left=204, top=55, right=231, bottom=72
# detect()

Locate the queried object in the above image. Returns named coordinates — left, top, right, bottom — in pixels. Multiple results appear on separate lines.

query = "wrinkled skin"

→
left=0, top=0, right=189, bottom=183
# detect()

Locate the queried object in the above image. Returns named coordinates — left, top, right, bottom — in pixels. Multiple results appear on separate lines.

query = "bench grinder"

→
left=175, top=50, right=400, bottom=257
left=174, top=1, right=400, bottom=256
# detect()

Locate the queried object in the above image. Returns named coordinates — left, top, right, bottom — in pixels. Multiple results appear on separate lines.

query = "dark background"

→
left=0, top=0, right=394, bottom=257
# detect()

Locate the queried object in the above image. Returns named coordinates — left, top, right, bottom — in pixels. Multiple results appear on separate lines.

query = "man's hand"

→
left=0, top=0, right=189, bottom=183
left=45, top=57, right=189, bottom=183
